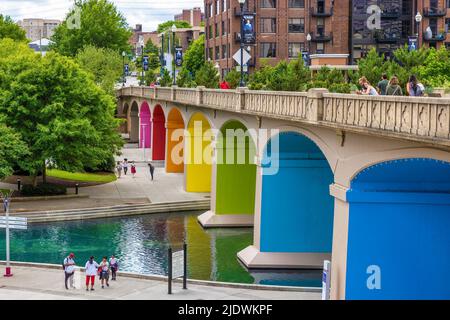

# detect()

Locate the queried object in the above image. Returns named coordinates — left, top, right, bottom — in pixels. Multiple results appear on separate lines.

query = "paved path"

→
left=0, top=266, right=320, bottom=300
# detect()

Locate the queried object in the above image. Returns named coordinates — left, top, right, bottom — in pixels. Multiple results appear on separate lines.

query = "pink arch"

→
left=140, top=102, right=152, bottom=148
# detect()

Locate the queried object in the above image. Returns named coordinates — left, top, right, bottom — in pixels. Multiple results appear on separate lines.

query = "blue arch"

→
left=345, top=158, right=450, bottom=300
left=260, top=132, right=334, bottom=253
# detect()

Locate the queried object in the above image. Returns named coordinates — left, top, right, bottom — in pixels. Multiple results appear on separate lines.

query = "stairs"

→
left=11, top=199, right=210, bottom=223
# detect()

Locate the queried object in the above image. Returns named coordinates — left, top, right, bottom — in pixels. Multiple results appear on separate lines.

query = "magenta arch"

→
left=140, top=101, right=152, bottom=148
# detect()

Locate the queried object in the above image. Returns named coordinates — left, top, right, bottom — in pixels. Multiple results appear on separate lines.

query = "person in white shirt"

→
left=85, top=256, right=99, bottom=291
left=63, top=253, right=76, bottom=290
left=99, top=256, right=110, bottom=288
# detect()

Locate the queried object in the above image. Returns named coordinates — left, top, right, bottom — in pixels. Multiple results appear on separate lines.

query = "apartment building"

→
left=174, top=7, right=205, bottom=27
left=17, top=18, right=61, bottom=41
left=205, top=0, right=450, bottom=77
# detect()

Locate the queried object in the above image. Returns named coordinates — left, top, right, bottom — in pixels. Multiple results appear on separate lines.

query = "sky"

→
left=0, top=0, right=203, bottom=31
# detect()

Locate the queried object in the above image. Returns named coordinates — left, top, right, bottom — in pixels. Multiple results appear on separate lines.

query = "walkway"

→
left=0, top=265, right=320, bottom=300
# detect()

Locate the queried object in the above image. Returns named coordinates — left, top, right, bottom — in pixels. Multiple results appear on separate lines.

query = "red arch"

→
left=152, top=105, right=166, bottom=160
left=140, top=102, right=151, bottom=148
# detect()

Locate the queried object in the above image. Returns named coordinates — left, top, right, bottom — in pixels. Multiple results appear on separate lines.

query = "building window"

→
left=215, top=46, right=220, bottom=59
left=288, top=42, right=305, bottom=58
left=260, top=42, right=276, bottom=57
left=216, top=0, right=219, bottom=15
left=446, top=18, right=450, bottom=33
left=215, top=23, right=219, bottom=37
left=288, top=0, right=304, bottom=8
left=447, top=0, right=450, bottom=8
left=209, top=26, right=213, bottom=39
left=222, top=44, right=227, bottom=59
left=316, top=42, right=324, bottom=54
left=260, top=0, right=276, bottom=8
left=260, top=18, right=276, bottom=33
left=222, top=21, right=226, bottom=35
left=288, top=18, right=305, bottom=33
left=209, top=47, right=213, bottom=60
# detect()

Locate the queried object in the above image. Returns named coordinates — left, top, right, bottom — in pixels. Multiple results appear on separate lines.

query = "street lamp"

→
left=306, top=33, right=312, bottom=51
left=122, top=51, right=126, bottom=87
left=138, top=37, right=145, bottom=86
left=238, top=0, right=246, bottom=87
left=171, top=24, right=177, bottom=86
left=415, top=11, right=422, bottom=38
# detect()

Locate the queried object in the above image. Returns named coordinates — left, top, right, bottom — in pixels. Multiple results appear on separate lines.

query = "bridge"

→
left=116, top=86, right=450, bottom=300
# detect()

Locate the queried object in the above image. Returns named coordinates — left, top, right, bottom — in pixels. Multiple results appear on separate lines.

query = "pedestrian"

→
left=116, top=161, right=123, bottom=178
left=109, top=255, right=119, bottom=281
left=85, top=256, right=99, bottom=291
left=99, top=256, right=110, bottom=289
left=377, top=73, right=389, bottom=95
left=220, top=80, right=231, bottom=89
left=357, top=77, right=379, bottom=96
left=63, top=253, right=76, bottom=290
left=406, top=75, right=425, bottom=97
left=130, top=162, right=136, bottom=178
left=386, top=76, right=403, bottom=96
left=123, top=158, right=129, bottom=175
left=148, top=163, right=155, bottom=181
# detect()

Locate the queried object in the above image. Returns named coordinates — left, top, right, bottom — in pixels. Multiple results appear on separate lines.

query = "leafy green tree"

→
left=157, top=20, right=191, bottom=34
left=417, top=47, right=450, bottom=88
left=180, top=34, right=205, bottom=79
left=139, top=70, right=157, bottom=86
left=356, top=48, right=387, bottom=87
left=0, top=42, right=123, bottom=184
left=0, top=15, right=27, bottom=41
left=76, top=45, right=123, bottom=95
left=0, top=124, right=28, bottom=180
left=176, top=68, right=196, bottom=88
left=51, top=0, right=132, bottom=56
left=145, top=39, right=159, bottom=56
left=159, top=68, right=173, bottom=87
left=195, top=62, right=219, bottom=88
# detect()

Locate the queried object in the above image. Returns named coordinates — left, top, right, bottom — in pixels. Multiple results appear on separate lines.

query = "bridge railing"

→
left=117, top=86, right=450, bottom=144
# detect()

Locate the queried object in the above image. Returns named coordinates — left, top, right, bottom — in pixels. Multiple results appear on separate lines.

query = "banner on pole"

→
left=241, top=13, right=256, bottom=45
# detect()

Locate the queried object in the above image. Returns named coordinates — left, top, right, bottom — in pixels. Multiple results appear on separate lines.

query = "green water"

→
left=0, top=211, right=321, bottom=287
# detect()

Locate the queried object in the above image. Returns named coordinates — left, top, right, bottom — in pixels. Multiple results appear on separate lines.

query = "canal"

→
left=0, top=211, right=321, bottom=287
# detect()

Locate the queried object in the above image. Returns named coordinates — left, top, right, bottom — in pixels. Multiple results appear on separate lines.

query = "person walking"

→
left=148, top=163, right=155, bottom=181
left=130, top=162, right=137, bottom=178
left=386, top=76, right=403, bottom=96
left=123, top=159, right=129, bottom=175
left=377, top=73, right=389, bottom=95
left=116, top=161, right=123, bottom=178
left=109, top=255, right=119, bottom=281
left=99, top=256, right=110, bottom=288
left=63, top=253, right=76, bottom=290
left=357, top=77, right=379, bottom=96
left=406, top=75, right=425, bottom=97
left=85, top=256, right=99, bottom=291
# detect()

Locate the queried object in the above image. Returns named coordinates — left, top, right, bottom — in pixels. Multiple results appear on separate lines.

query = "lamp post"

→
left=171, top=24, right=177, bottom=86
left=138, top=37, right=145, bottom=86
left=306, top=33, right=312, bottom=52
left=122, top=51, right=126, bottom=87
left=238, top=0, right=246, bottom=87
left=415, top=11, right=422, bottom=39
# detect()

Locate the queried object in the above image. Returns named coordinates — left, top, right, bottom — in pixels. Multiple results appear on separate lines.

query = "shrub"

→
left=195, top=62, right=219, bottom=88
left=21, top=183, right=67, bottom=197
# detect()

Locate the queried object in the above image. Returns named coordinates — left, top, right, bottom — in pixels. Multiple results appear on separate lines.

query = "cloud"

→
left=0, top=0, right=203, bottom=31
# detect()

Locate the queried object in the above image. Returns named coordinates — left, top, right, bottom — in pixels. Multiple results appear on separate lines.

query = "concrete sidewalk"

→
left=0, top=265, right=320, bottom=300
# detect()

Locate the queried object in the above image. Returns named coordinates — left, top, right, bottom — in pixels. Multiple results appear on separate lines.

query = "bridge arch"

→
left=139, top=101, right=152, bottom=148
left=214, top=120, right=257, bottom=216
left=166, top=108, right=185, bottom=173
left=152, top=104, right=166, bottom=160
left=259, top=131, right=334, bottom=256
left=129, top=101, right=140, bottom=143
left=344, top=158, right=450, bottom=299
left=185, top=112, right=213, bottom=192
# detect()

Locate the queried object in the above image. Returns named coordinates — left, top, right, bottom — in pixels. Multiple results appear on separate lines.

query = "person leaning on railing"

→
left=357, top=77, right=379, bottom=96
left=386, top=76, right=403, bottom=96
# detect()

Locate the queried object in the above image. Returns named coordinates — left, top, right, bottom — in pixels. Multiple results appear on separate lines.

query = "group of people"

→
left=115, top=158, right=155, bottom=181
left=357, top=74, right=425, bottom=97
left=63, top=253, right=119, bottom=291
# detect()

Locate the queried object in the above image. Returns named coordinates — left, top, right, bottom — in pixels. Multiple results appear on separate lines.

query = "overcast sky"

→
left=0, top=0, right=203, bottom=31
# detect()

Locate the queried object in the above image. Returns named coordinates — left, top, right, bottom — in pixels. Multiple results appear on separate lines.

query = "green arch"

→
left=215, top=120, right=257, bottom=215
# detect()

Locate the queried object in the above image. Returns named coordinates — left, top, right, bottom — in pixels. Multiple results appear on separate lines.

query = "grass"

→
left=47, top=169, right=117, bottom=183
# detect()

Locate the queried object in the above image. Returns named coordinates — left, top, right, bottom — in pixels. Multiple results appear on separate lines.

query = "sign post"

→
left=168, top=243, right=187, bottom=294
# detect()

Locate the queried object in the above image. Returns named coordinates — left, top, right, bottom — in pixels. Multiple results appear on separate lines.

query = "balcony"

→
left=380, top=9, right=401, bottom=19
left=310, top=7, right=333, bottom=17
left=423, top=32, right=447, bottom=42
left=423, top=7, right=447, bottom=17
left=375, top=32, right=400, bottom=44
left=310, top=32, right=333, bottom=42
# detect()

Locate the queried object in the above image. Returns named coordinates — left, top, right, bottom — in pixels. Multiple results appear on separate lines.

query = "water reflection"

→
left=0, top=211, right=321, bottom=287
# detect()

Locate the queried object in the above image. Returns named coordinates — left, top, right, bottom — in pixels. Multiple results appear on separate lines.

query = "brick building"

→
left=174, top=7, right=205, bottom=27
left=205, top=0, right=450, bottom=78
left=129, top=24, right=160, bottom=55
left=17, top=18, right=61, bottom=41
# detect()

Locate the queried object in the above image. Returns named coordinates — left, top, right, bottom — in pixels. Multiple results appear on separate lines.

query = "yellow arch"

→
left=186, top=112, right=213, bottom=192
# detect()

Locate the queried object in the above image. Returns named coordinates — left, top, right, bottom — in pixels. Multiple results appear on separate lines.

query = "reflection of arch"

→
left=260, top=131, right=334, bottom=253
left=186, top=112, right=213, bottom=192
left=345, top=158, right=450, bottom=300
left=166, top=108, right=185, bottom=173
left=129, top=101, right=139, bottom=142
left=215, top=120, right=256, bottom=215
left=152, top=105, right=166, bottom=160
left=139, top=101, right=151, bottom=148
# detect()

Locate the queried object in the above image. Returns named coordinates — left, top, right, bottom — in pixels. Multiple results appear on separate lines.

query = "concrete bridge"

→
left=116, top=85, right=450, bottom=300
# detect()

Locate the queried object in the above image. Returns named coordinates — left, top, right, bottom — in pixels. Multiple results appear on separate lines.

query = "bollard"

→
left=75, top=183, right=79, bottom=195
left=17, top=178, right=21, bottom=192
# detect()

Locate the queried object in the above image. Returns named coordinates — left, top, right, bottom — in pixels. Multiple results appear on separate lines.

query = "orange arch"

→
left=166, top=108, right=185, bottom=173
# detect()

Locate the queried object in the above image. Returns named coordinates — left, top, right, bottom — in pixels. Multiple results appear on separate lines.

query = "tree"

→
left=159, top=68, right=172, bottom=87
left=0, top=41, right=123, bottom=184
left=76, top=45, right=123, bottom=95
left=0, top=124, right=28, bottom=180
left=0, top=15, right=27, bottom=42
left=180, top=34, right=205, bottom=79
left=176, top=68, right=196, bottom=88
left=195, top=62, right=219, bottom=88
left=225, top=69, right=247, bottom=89
left=51, top=0, right=132, bottom=56
left=157, top=20, right=191, bottom=34
left=145, top=39, right=159, bottom=56
left=139, top=70, right=157, bottom=86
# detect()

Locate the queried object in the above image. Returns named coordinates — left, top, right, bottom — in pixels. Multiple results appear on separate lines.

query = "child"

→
left=130, top=162, right=136, bottom=178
